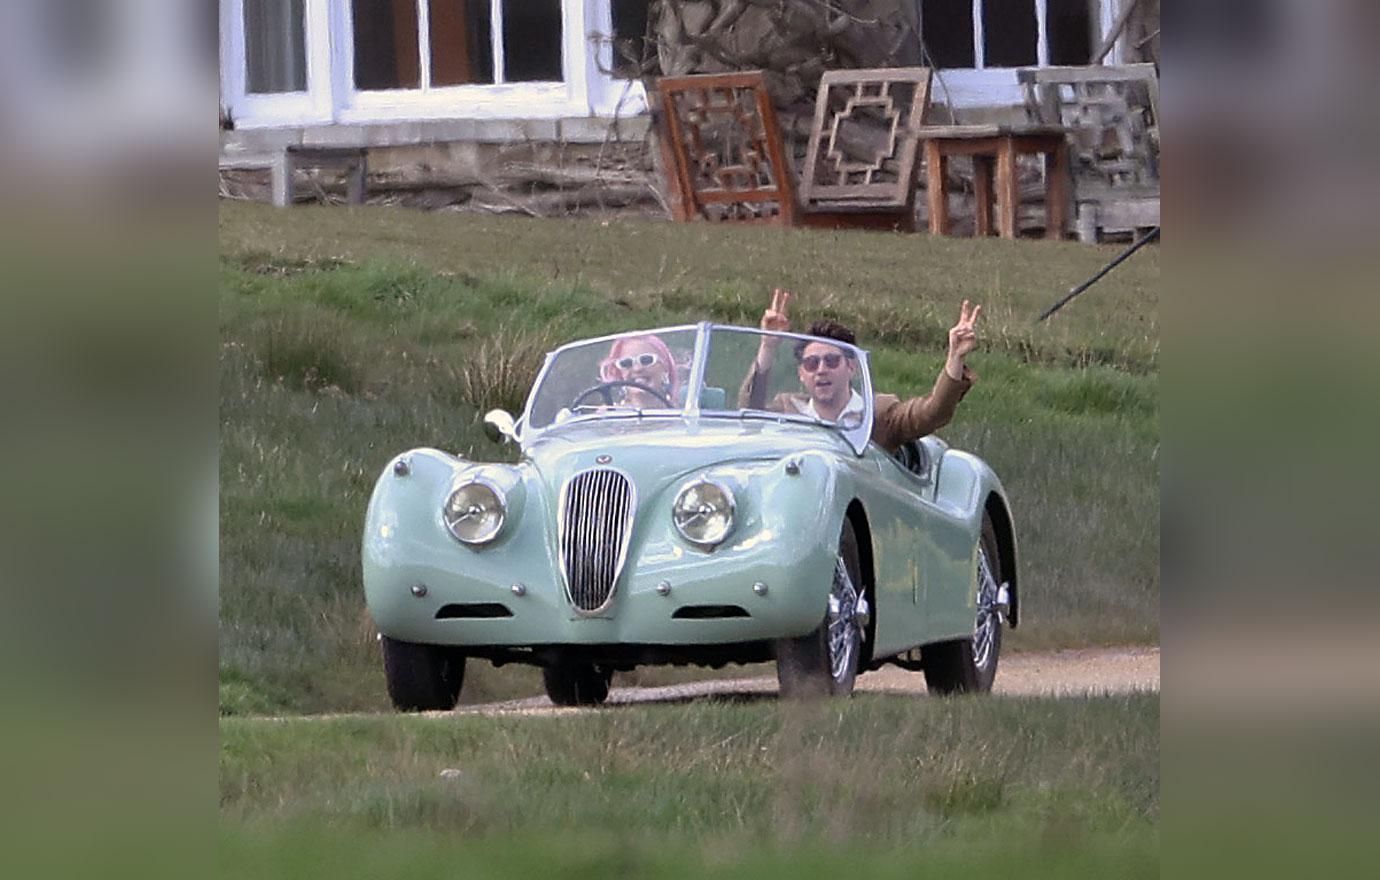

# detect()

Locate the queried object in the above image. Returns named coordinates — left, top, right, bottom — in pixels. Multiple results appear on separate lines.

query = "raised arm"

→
left=738, top=288, right=793, bottom=409
left=872, top=299, right=982, bottom=451
left=945, top=298, right=982, bottom=381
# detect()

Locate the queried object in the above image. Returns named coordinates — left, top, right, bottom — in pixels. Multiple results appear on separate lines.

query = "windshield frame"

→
left=517, top=322, right=874, bottom=456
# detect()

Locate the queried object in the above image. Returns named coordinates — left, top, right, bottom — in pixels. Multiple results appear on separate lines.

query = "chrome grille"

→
left=559, top=469, right=635, bottom=613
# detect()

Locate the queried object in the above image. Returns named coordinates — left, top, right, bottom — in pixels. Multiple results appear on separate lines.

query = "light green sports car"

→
left=363, top=323, right=1018, bottom=708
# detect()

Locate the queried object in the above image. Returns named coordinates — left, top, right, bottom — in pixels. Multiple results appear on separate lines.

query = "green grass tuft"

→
left=1037, top=368, right=1158, bottom=419
left=220, top=694, right=1158, bottom=863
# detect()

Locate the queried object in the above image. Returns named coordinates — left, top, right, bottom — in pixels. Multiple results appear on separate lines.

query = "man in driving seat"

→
left=739, top=289, right=981, bottom=453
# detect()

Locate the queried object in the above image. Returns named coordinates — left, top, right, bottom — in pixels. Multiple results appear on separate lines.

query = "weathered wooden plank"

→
left=996, top=139, right=1018, bottom=239
left=923, top=136, right=1008, bottom=158
left=754, top=82, right=798, bottom=226
left=916, top=123, right=1067, bottom=140
left=1017, top=63, right=1158, bottom=86
left=1045, top=140, right=1070, bottom=240
left=925, top=139, right=948, bottom=236
left=694, top=188, right=788, bottom=204
left=973, top=155, right=994, bottom=237
left=658, top=84, right=704, bottom=221
left=1095, top=197, right=1160, bottom=230
left=811, top=67, right=933, bottom=85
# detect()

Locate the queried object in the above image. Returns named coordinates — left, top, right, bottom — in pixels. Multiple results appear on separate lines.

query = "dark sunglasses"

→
left=615, top=352, right=660, bottom=370
left=799, top=353, right=845, bottom=372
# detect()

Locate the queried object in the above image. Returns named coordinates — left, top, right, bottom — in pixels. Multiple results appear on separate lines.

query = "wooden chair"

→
left=655, top=68, right=932, bottom=232
left=1018, top=64, right=1159, bottom=241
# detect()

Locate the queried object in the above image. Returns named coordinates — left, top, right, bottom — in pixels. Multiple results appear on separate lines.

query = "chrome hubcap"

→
left=973, top=547, right=1005, bottom=671
left=827, top=556, right=868, bottom=685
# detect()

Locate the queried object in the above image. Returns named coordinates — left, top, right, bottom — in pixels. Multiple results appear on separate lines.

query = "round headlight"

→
left=443, top=480, right=505, bottom=545
left=672, top=479, right=735, bottom=548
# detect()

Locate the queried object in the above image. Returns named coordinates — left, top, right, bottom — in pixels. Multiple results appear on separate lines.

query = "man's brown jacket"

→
left=738, top=363, right=974, bottom=453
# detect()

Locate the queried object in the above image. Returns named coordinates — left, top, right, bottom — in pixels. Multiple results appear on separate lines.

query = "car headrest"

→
left=698, top=386, right=727, bottom=409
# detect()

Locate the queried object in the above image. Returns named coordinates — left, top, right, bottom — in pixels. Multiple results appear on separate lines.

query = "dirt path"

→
left=451, top=646, right=1159, bottom=717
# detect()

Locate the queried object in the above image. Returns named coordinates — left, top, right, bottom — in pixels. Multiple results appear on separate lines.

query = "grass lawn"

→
left=221, top=693, right=1158, bottom=878
left=218, top=202, right=1158, bottom=715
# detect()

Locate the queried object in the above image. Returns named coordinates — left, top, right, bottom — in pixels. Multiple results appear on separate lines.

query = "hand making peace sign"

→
left=761, top=287, right=793, bottom=333
left=947, top=299, right=983, bottom=363
left=753, top=287, right=793, bottom=369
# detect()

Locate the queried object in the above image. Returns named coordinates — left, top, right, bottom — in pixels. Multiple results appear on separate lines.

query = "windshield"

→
left=701, top=326, right=873, bottom=450
left=526, top=327, right=697, bottom=429
left=523, top=324, right=873, bottom=454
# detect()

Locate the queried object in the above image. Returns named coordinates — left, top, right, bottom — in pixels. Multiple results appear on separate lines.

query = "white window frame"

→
left=220, top=0, right=334, bottom=128
left=584, top=0, right=649, bottom=117
left=924, top=0, right=1070, bottom=71
left=223, top=1, right=627, bottom=129
left=921, top=0, right=1118, bottom=107
left=337, top=0, right=591, bottom=123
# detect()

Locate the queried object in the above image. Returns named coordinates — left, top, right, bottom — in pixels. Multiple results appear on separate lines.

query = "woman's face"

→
left=615, top=339, right=670, bottom=390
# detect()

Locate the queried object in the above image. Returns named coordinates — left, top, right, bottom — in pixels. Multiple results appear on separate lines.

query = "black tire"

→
left=972, top=514, right=1004, bottom=692
left=381, top=635, right=465, bottom=711
left=776, top=518, right=867, bottom=699
left=921, top=637, right=979, bottom=694
left=542, top=663, right=613, bottom=706
left=922, top=512, right=1003, bottom=695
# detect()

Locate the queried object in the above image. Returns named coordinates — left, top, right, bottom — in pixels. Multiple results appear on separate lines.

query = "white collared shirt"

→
left=792, top=389, right=865, bottom=423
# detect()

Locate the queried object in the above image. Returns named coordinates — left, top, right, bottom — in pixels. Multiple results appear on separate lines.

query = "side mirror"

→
left=483, top=409, right=518, bottom=444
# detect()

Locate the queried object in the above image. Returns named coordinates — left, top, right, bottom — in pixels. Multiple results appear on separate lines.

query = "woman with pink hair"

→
left=598, top=334, right=681, bottom=408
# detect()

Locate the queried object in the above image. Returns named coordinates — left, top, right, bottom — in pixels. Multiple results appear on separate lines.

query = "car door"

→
left=856, top=440, right=966, bottom=655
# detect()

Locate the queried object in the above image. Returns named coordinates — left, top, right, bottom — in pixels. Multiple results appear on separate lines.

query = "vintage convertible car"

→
left=363, top=323, right=1017, bottom=709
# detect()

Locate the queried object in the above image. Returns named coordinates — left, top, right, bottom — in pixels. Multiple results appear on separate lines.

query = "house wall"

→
left=220, top=1, right=1157, bottom=136
left=219, top=0, right=1156, bottom=230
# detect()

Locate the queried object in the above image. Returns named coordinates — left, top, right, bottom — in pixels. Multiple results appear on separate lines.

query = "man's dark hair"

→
left=794, top=319, right=858, bottom=361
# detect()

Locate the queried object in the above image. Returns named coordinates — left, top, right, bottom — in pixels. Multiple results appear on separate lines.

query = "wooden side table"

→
left=919, top=124, right=1071, bottom=240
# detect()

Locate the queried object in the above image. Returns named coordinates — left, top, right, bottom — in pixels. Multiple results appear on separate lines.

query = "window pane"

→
left=1047, top=0, right=1092, bottom=65
left=430, top=0, right=494, bottom=85
left=244, top=0, right=306, bottom=93
left=982, top=0, right=1038, bottom=67
left=920, top=0, right=975, bottom=69
left=502, top=0, right=563, bottom=82
left=353, top=0, right=421, bottom=90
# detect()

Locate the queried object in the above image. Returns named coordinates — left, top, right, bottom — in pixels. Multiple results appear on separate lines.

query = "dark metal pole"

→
left=1037, top=226, right=1160, bottom=323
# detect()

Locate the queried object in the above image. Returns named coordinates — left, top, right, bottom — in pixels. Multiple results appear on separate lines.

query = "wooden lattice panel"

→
left=1019, top=64, right=1159, bottom=192
left=657, top=72, right=797, bottom=224
left=800, top=68, right=932, bottom=207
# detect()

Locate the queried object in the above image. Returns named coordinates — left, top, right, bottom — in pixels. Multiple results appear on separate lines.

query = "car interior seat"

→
left=698, top=386, right=727, bottom=409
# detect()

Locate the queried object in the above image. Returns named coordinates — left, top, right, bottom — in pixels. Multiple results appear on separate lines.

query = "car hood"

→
left=520, top=417, right=855, bottom=490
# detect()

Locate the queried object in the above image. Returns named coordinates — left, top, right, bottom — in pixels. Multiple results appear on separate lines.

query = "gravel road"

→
left=451, top=646, right=1160, bottom=717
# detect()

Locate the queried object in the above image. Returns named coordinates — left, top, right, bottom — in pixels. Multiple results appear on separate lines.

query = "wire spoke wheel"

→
left=827, top=557, right=867, bottom=687
left=776, top=519, right=867, bottom=698
left=922, top=511, right=1004, bottom=695
left=973, top=547, right=1000, bottom=672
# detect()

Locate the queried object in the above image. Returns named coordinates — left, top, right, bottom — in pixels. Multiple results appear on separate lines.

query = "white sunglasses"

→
left=615, top=353, right=660, bottom=370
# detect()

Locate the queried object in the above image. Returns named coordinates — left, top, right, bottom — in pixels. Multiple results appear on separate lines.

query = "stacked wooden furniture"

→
left=1018, top=64, right=1160, bottom=241
left=655, top=68, right=933, bottom=231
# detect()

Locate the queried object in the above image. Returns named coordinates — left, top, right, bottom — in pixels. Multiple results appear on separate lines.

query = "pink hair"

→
left=599, top=334, right=681, bottom=402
